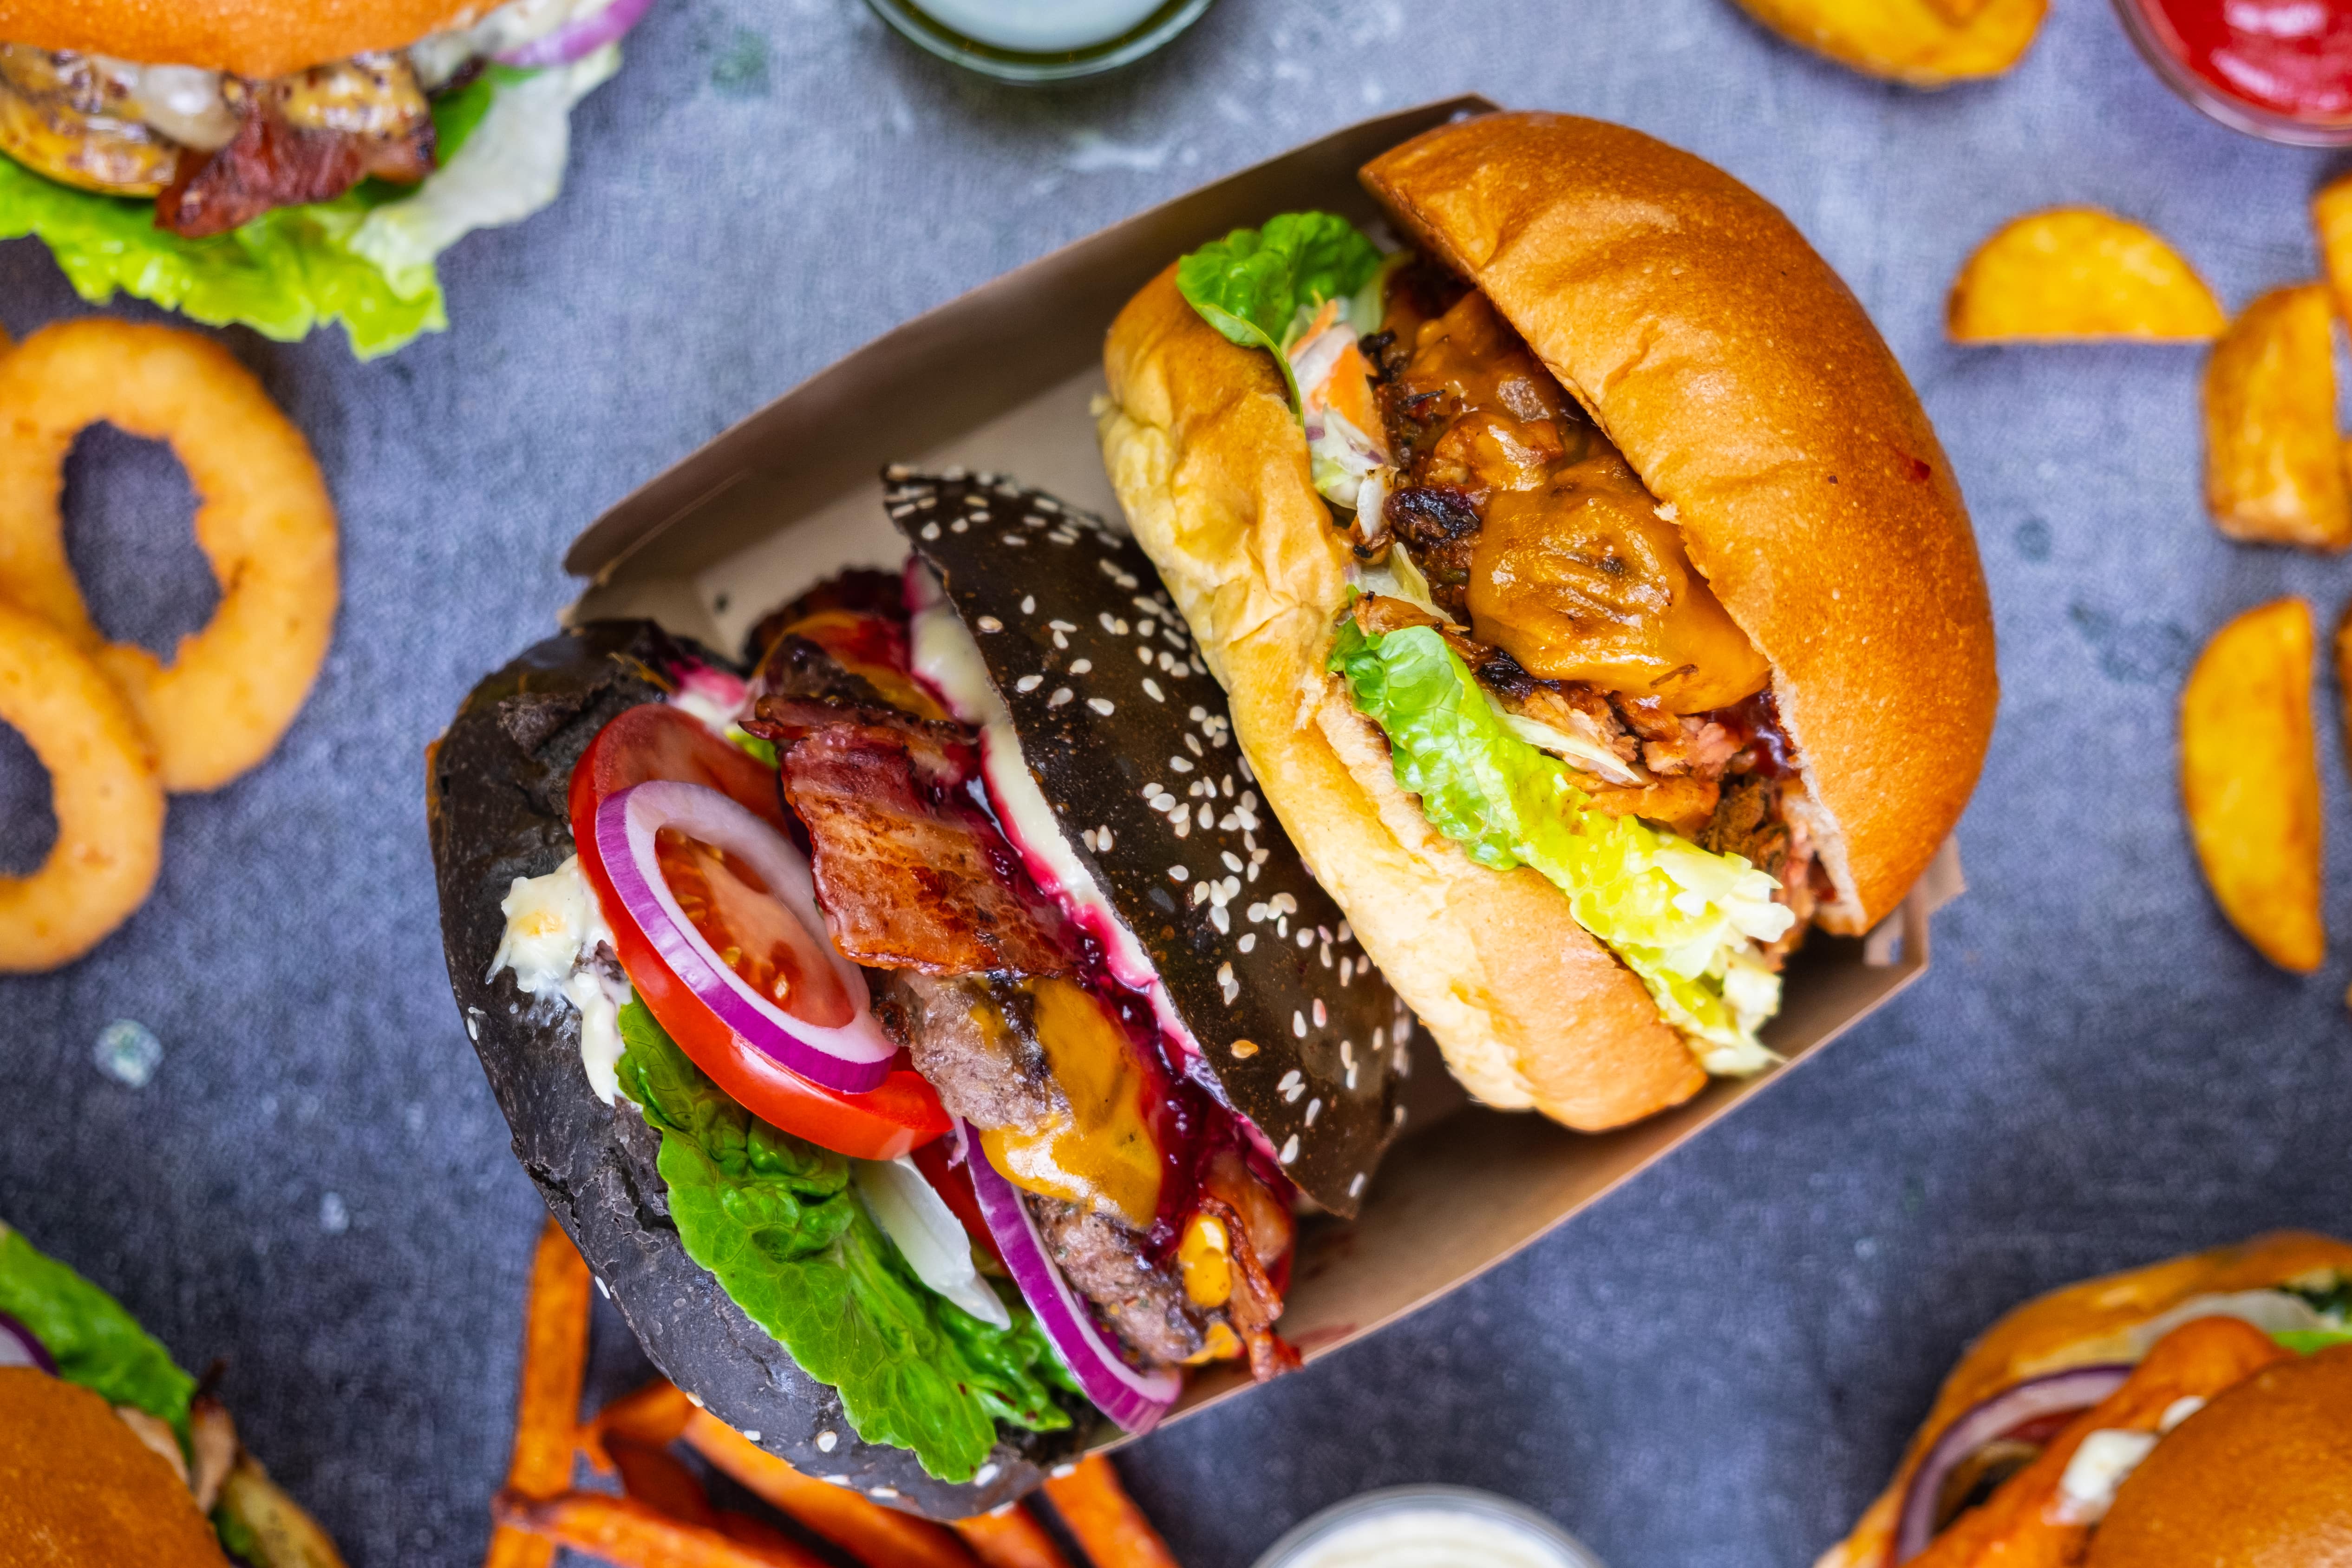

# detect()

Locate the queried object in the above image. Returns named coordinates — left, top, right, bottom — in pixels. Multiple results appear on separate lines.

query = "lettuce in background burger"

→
left=0, top=0, right=650, bottom=357
left=0, top=1220, right=347, bottom=1567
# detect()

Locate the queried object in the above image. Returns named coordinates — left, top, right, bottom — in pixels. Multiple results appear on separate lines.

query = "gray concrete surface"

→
left=4, top=0, right=2349, bottom=1563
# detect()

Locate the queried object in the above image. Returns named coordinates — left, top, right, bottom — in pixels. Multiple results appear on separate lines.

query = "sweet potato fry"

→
left=584, top=1379, right=697, bottom=1469
left=955, top=1507, right=1076, bottom=1568
left=720, top=1514, right=824, bottom=1556
left=2181, top=599, right=2324, bottom=971
left=1908, top=1317, right=2287, bottom=1566
left=1726, top=0, right=2044, bottom=85
left=1041, top=1457, right=1181, bottom=1568
left=612, top=1437, right=721, bottom=1530
left=680, top=1408, right=979, bottom=1568
left=1948, top=208, right=2225, bottom=342
left=496, top=1491, right=832, bottom=1568
left=484, top=1220, right=594, bottom=1568
left=2204, top=284, right=2352, bottom=549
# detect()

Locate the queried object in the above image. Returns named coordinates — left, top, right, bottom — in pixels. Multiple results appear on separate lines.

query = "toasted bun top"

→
left=0, top=0, right=480, bottom=79
left=1361, top=111, right=1997, bottom=929
left=0, top=1370, right=229, bottom=1565
left=2089, top=1346, right=2352, bottom=1568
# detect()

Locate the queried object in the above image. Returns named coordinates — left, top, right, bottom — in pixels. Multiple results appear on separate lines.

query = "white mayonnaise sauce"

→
left=1273, top=1509, right=1590, bottom=1568
left=907, top=567, right=1208, bottom=1066
left=899, top=0, right=1167, bottom=51
left=490, top=855, right=632, bottom=1104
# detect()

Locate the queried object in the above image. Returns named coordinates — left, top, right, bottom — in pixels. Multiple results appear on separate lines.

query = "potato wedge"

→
left=1727, top=0, right=2045, bottom=85
left=2204, top=284, right=2351, bottom=550
left=1948, top=209, right=2225, bottom=342
left=2181, top=598, right=2323, bottom=972
left=2313, top=174, right=2352, bottom=326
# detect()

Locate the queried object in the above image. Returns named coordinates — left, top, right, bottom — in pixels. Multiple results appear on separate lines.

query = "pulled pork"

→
left=1349, top=593, right=1828, bottom=940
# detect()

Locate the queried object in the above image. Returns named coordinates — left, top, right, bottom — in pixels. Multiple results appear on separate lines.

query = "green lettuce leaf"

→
left=0, top=158, right=445, bottom=358
left=1176, top=211, right=1384, bottom=406
left=614, top=1002, right=1075, bottom=1481
left=1329, top=618, right=1792, bottom=1073
left=2276, top=1328, right=2352, bottom=1354
left=0, top=1224, right=195, bottom=1438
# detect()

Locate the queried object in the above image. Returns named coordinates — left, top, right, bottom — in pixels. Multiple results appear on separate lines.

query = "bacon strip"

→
left=1196, top=1195, right=1301, bottom=1381
left=748, top=696, right=1071, bottom=977
left=156, top=67, right=431, bottom=238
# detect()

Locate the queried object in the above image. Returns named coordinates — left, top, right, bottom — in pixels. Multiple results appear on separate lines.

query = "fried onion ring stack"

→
left=0, top=316, right=339, bottom=971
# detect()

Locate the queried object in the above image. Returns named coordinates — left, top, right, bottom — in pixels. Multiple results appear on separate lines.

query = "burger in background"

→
left=0, top=1219, right=346, bottom=1566
left=1821, top=1231, right=2352, bottom=1567
left=0, top=0, right=653, bottom=356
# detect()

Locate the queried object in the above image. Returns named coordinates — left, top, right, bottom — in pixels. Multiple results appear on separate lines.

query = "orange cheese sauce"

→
left=1385, top=289, right=1770, bottom=713
left=978, top=978, right=1164, bottom=1229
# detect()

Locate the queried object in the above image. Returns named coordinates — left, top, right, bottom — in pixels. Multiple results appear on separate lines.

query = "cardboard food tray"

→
left=563, top=97, right=1958, bottom=1428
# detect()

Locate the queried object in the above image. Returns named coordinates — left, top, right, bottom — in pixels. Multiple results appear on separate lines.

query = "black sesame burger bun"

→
left=426, top=619, right=1081, bottom=1519
left=1097, top=110, right=1996, bottom=1132
left=883, top=468, right=1405, bottom=1216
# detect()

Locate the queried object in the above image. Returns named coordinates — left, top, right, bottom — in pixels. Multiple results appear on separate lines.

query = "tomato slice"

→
left=570, top=703, right=949, bottom=1159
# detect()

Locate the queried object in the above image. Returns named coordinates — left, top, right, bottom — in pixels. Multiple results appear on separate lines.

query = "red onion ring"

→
left=960, top=1122, right=1181, bottom=1432
left=1893, top=1363, right=2132, bottom=1560
left=595, top=780, right=897, bottom=1093
left=496, top=0, right=657, bottom=67
left=0, top=1310, right=56, bottom=1375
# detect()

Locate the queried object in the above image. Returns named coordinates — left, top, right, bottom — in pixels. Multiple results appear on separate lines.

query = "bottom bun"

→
left=2087, top=1345, right=2352, bottom=1568
left=1099, top=267, right=1703, bottom=1130
left=1818, top=1232, right=2352, bottom=1568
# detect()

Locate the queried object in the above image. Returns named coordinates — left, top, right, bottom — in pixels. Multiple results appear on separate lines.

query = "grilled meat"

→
left=749, top=695, right=1074, bottom=979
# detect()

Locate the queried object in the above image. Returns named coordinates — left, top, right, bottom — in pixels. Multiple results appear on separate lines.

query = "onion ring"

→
left=0, top=319, right=338, bottom=792
left=0, top=601, right=164, bottom=972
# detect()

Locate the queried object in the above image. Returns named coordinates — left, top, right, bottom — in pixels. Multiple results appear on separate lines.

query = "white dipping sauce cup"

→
left=1252, top=1486, right=1607, bottom=1568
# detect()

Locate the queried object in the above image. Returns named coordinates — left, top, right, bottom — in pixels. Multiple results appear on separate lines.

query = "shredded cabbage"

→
left=352, top=47, right=621, bottom=294
left=1330, top=618, right=1791, bottom=1073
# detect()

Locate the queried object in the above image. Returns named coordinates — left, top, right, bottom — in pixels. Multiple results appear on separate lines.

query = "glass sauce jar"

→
left=2114, top=0, right=2352, bottom=144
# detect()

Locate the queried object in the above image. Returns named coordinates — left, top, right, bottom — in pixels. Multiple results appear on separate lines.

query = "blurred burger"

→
left=0, top=0, right=654, bottom=356
left=1822, top=1231, right=2352, bottom=1567
left=0, top=1219, right=346, bottom=1566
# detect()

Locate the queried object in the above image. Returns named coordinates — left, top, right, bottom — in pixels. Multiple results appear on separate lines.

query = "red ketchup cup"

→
left=2115, top=0, right=2352, bottom=144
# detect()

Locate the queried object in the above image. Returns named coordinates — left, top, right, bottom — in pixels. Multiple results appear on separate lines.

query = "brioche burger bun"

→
left=0, top=1368, right=230, bottom=1566
left=0, top=0, right=477, bottom=80
left=1098, top=110, right=1995, bottom=1130
left=2087, top=1344, right=2352, bottom=1567
left=1819, top=1231, right=2352, bottom=1568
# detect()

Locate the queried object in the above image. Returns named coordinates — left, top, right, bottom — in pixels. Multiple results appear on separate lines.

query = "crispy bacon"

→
left=746, top=695, right=1072, bottom=977
left=156, top=59, right=432, bottom=238
left=1196, top=1195, right=1300, bottom=1380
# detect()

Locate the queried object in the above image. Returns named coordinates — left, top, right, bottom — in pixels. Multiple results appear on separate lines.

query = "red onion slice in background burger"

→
left=497, top=0, right=657, bottom=66
left=1894, top=1363, right=2132, bottom=1560
left=0, top=1310, right=56, bottom=1374
left=960, top=1123, right=1182, bottom=1433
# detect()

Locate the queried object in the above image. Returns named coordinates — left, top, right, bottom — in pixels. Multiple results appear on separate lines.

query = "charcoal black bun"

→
left=426, top=619, right=1089, bottom=1521
left=886, top=469, right=1406, bottom=1215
